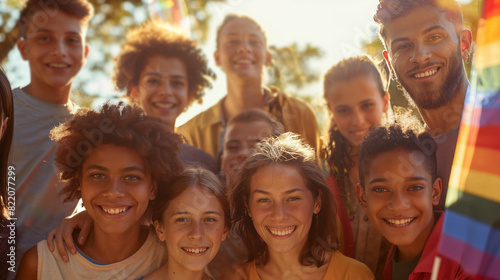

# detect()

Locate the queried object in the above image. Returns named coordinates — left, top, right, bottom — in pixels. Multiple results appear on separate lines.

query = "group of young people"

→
left=0, top=0, right=478, bottom=279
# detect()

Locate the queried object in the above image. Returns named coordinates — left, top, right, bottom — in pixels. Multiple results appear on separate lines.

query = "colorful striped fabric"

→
left=148, top=0, right=191, bottom=33
left=437, top=0, right=500, bottom=279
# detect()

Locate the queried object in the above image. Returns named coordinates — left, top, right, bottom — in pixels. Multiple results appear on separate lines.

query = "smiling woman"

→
left=15, top=102, right=184, bottom=280
left=229, top=132, right=375, bottom=279
left=142, top=167, right=230, bottom=280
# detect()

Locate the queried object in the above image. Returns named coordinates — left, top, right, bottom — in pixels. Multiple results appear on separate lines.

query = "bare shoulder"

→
left=16, top=246, right=38, bottom=280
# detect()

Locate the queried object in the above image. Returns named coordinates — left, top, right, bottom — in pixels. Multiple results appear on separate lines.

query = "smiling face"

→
left=155, top=185, right=227, bottom=273
left=357, top=149, right=441, bottom=259
left=221, top=120, right=273, bottom=178
left=214, top=18, right=271, bottom=80
left=132, top=55, right=191, bottom=128
left=80, top=144, right=155, bottom=235
left=17, top=11, right=89, bottom=93
left=325, top=74, right=389, bottom=147
left=247, top=164, right=320, bottom=255
left=382, top=5, right=468, bottom=110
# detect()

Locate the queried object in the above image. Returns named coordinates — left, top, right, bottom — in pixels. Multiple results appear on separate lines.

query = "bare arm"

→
left=16, top=246, right=38, bottom=280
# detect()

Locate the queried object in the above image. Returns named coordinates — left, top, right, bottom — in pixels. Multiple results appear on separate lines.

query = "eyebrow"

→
left=390, top=25, right=445, bottom=48
left=145, top=72, right=186, bottom=79
left=33, top=29, right=82, bottom=36
left=171, top=211, right=222, bottom=216
left=252, top=188, right=306, bottom=195
left=368, top=176, right=428, bottom=184
left=85, top=164, right=145, bottom=173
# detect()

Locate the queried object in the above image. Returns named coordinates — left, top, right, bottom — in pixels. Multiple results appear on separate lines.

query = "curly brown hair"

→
left=113, top=20, right=215, bottom=106
left=0, top=68, right=14, bottom=218
left=230, top=133, right=338, bottom=267
left=50, top=102, right=184, bottom=202
left=358, top=118, right=437, bottom=187
left=19, top=0, right=94, bottom=38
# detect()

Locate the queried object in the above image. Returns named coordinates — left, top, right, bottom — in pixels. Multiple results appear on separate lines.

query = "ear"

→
left=264, top=50, right=273, bottom=67
left=214, top=50, right=221, bottom=66
left=460, top=29, right=472, bottom=61
left=129, top=85, right=140, bottom=103
left=382, top=92, right=390, bottom=113
left=313, top=192, right=322, bottom=214
left=149, top=182, right=157, bottom=200
left=153, top=220, right=166, bottom=242
left=221, top=227, right=229, bottom=242
left=382, top=50, right=395, bottom=76
left=17, top=39, right=29, bottom=61
left=431, top=177, right=443, bottom=206
left=356, top=183, right=367, bottom=209
left=84, top=44, right=90, bottom=60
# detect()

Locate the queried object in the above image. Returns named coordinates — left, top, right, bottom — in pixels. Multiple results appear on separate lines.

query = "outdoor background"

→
left=0, top=0, right=480, bottom=128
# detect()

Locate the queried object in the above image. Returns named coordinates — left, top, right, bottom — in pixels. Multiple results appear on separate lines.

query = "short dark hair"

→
left=374, top=0, right=463, bottom=48
left=113, top=20, right=215, bottom=106
left=358, top=120, right=437, bottom=188
left=230, top=133, right=338, bottom=267
left=50, top=102, right=184, bottom=202
left=152, top=167, right=231, bottom=231
left=19, top=0, right=94, bottom=38
left=0, top=68, right=14, bottom=217
left=227, top=109, right=284, bottom=137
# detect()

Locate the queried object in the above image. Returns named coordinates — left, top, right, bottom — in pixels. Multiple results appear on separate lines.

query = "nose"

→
left=159, top=81, right=173, bottom=97
left=237, top=39, right=252, bottom=53
left=236, top=144, right=251, bottom=161
left=272, top=202, right=288, bottom=221
left=410, top=42, right=431, bottom=64
left=387, top=190, right=411, bottom=211
left=51, top=38, right=68, bottom=57
left=102, top=179, right=125, bottom=199
left=188, top=221, right=203, bottom=240
left=351, top=108, right=366, bottom=126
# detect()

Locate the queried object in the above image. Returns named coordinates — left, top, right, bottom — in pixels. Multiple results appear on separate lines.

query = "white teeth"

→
left=49, top=63, right=68, bottom=68
left=183, top=247, right=207, bottom=254
left=102, top=207, right=127, bottom=214
left=154, top=103, right=175, bottom=109
left=386, top=218, right=414, bottom=226
left=236, top=59, right=252, bottom=64
left=414, top=68, right=437, bottom=78
left=268, top=226, right=295, bottom=236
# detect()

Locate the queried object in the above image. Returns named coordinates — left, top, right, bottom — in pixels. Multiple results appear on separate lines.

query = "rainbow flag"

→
left=437, top=0, right=500, bottom=279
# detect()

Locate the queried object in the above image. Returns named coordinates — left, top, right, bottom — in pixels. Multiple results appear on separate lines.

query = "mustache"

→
left=404, top=62, right=443, bottom=76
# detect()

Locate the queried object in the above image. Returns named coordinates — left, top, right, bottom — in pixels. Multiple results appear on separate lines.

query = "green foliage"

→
left=268, top=43, right=323, bottom=95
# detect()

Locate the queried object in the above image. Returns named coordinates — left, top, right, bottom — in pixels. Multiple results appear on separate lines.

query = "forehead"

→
left=250, top=163, right=308, bottom=191
left=383, top=5, right=457, bottom=47
left=365, top=149, right=432, bottom=182
left=219, top=18, right=265, bottom=39
left=166, top=185, right=222, bottom=213
left=83, top=144, right=146, bottom=170
left=140, top=55, right=188, bottom=77
left=325, top=75, right=382, bottom=105
left=225, top=120, right=273, bottom=141
left=25, top=11, right=87, bottom=38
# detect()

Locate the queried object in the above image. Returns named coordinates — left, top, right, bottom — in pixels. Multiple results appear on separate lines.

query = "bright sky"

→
left=176, top=0, right=381, bottom=125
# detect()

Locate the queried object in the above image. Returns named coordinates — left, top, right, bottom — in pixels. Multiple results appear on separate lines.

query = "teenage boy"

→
left=356, top=123, right=468, bottom=279
left=12, top=0, right=93, bottom=267
left=374, top=0, right=473, bottom=210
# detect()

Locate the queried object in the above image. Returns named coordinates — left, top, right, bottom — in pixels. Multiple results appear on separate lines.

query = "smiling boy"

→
left=356, top=122, right=469, bottom=279
left=11, top=0, right=93, bottom=272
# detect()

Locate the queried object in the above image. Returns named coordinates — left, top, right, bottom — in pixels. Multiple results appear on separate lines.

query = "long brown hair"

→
left=230, top=133, right=337, bottom=267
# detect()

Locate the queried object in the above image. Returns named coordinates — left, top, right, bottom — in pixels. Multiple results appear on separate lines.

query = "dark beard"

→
left=398, top=44, right=464, bottom=110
